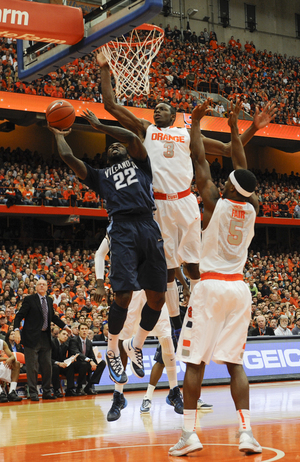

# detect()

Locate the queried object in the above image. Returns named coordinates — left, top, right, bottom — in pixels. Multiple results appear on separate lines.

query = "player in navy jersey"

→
left=48, top=109, right=167, bottom=385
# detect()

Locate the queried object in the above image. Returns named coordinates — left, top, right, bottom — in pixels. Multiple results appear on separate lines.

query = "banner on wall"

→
left=93, top=337, right=300, bottom=389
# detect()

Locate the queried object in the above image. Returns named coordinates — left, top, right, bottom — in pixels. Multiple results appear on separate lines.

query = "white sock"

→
left=9, top=382, right=17, bottom=393
left=237, top=409, right=251, bottom=432
left=145, top=384, right=155, bottom=400
left=165, top=281, right=180, bottom=317
left=190, top=279, right=200, bottom=293
left=183, top=409, right=197, bottom=432
left=162, top=353, right=177, bottom=390
left=107, top=333, right=119, bottom=356
left=133, top=326, right=148, bottom=349
left=115, top=384, right=124, bottom=394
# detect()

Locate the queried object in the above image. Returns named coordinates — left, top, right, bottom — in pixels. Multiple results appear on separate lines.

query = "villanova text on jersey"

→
left=83, top=157, right=156, bottom=218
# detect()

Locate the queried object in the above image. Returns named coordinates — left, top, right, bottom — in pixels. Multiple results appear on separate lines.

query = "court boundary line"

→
left=41, top=443, right=285, bottom=460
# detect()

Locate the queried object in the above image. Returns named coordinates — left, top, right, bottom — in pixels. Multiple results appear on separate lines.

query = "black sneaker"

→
left=123, top=338, right=144, bottom=378
left=54, top=389, right=63, bottom=398
left=166, top=386, right=183, bottom=414
left=107, top=391, right=128, bottom=422
left=0, top=391, right=8, bottom=403
left=7, top=390, right=22, bottom=402
left=105, top=350, right=128, bottom=384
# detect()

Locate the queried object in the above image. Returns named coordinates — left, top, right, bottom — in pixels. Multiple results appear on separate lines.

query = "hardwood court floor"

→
left=1, top=380, right=299, bottom=461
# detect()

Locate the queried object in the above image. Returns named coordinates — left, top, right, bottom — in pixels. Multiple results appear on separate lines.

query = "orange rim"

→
left=103, top=23, right=164, bottom=48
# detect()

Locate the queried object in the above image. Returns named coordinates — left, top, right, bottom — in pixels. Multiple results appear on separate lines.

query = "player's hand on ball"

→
left=48, top=124, right=72, bottom=137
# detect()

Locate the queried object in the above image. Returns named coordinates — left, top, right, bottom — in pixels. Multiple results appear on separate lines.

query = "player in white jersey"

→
left=169, top=100, right=262, bottom=457
left=96, top=50, right=276, bottom=334
left=94, top=238, right=183, bottom=421
left=0, top=338, right=22, bottom=402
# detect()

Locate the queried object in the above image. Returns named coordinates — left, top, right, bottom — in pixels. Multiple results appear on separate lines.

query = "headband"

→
left=229, top=171, right=253, bottom=197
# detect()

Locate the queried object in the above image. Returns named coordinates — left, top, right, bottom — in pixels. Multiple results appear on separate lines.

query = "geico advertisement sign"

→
left=244, top=348, right=300, bottom=370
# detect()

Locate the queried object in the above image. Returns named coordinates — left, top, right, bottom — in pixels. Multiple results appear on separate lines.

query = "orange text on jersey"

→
left=232, top=209, right=245, bottom=219
left=151, top=133, right=185, bottom=142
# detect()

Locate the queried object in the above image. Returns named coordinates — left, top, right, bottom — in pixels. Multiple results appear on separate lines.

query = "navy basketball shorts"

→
left=107, top=217, right=167, bottom=293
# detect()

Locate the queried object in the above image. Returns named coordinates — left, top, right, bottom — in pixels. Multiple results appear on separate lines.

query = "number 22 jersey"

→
left=200, top=198, right=256, bottom=275
left=83, top=157, right=156, bottom=218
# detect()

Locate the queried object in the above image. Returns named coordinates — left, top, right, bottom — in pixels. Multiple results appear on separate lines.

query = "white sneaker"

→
left=239, top=430, right=262, bottom=454
left=169, top=430, right=203, bottom=456
left=197, top=398, right=213, bottom=411
left=123, top=338, right=144, bottom=378
left=140, top=397, right=152, bottom=413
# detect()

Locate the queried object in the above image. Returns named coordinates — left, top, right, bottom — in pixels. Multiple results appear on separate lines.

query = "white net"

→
left=101, top=24, right=164, bottom=98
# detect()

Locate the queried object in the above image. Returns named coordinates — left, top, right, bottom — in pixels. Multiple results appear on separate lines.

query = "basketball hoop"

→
left=101, top=24, right=164, bottom=98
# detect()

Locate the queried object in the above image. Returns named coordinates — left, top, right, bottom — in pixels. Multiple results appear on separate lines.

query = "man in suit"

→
left=248, top=315, right=275, bottom=336
left=14, top=279, right=72, bottom=401
left=69, top=322, right=105, bottom=395
left=51, top=329, right=78, bottom=398
left=94, top=321, right=108, bottom=342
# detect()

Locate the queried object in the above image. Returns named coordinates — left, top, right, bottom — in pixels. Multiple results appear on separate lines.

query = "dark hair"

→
left=234, top=169, right=257, bottom=195
left=79, top=322, right=89, bottom=329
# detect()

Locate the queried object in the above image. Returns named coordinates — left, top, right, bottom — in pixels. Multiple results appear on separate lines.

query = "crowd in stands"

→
left=0, top=146, right=300, bottom=219
left=1, top=24, right=300, bottom=124
left=0, top=146, right=107, bottom=208
left=0, top=241, right=300, bottom=400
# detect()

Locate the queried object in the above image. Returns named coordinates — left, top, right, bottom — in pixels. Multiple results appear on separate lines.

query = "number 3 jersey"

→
left=200, top=198, right=256, bottom=275
left=143, top=125, right=192, bottom=194
left=83, top=157, right=155, bottom=218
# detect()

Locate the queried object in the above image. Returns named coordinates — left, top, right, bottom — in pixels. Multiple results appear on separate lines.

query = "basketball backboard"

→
left=17, top=0, right=163, bottom=81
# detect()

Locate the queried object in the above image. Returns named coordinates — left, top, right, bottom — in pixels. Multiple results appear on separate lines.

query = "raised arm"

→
left=81, top=109, right=147, bottom=161
left=227, top=101, right=247, bottom=170
left=228, top=105, right=260, bottom=214
left=202, top=100, right=277, bottom=157
left=191, top=100, right=220, bottom=228
left=48, top=127, right=88, bottom=180
left=96, top=50, right=150, bottom=140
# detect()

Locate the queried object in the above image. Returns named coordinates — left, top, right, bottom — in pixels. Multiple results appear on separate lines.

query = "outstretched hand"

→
left=253, top=101, right=277, bottom=130
left=192, top=98, right=213, bottom=121
left=81, top=109, right=101, bottom=130
left=228, top=99, right=243, bottom=129
left=48, top=124, right=72, bottom=137
left=95, top=49, right=109, bottom=68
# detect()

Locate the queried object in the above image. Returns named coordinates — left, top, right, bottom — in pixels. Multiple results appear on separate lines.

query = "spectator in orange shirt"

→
left=22, top=184, right=34, bottom=205
left=83, top=190, right=97, bottom=208
left=25, top=84, right=37, bottom=95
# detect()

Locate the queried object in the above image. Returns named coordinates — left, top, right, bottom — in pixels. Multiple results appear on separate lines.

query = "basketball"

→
left=46, top=100, right=75, bottom=130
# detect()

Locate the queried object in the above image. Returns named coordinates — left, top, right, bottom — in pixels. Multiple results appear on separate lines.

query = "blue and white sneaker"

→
left=123, top=338, right=145, bottom=378
left=197, top=398, right=213, bottom=411
left=140, top=397, right=152, bottom=413
left=105, top=350, right=127, bottom=384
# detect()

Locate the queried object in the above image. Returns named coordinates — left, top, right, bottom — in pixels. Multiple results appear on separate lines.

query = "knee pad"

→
left=159, top=336, right=175, bottom=356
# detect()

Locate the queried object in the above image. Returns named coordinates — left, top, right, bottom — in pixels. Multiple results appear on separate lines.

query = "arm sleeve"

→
left=94, top=237, right=109, bottom=280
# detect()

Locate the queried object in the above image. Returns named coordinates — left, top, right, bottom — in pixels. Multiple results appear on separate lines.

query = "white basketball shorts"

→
left=0, top=363, right=12, bottom=382
left=154, top=193, right=201, bottom=269
left=176, top=278, right=251, bottom=365
left=120, top=290, right=171, bottom=340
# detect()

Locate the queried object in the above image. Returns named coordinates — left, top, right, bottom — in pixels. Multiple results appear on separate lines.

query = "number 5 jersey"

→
left=200, top=198, right=256, bottom=275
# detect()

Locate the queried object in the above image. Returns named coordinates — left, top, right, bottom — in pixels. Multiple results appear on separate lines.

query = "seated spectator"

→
left=0, top=336, right=22, bottom=402
left=248, top=315, right=275, bottom=336
left=292, top=317, right=300, bottom=335
left=51, top=328, right=78, bottom=397
left=274, top=315, right=293, bottom=336
left=69, top=323, right=105, bottom=395
left=94, top=320, right=108, bottom=342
